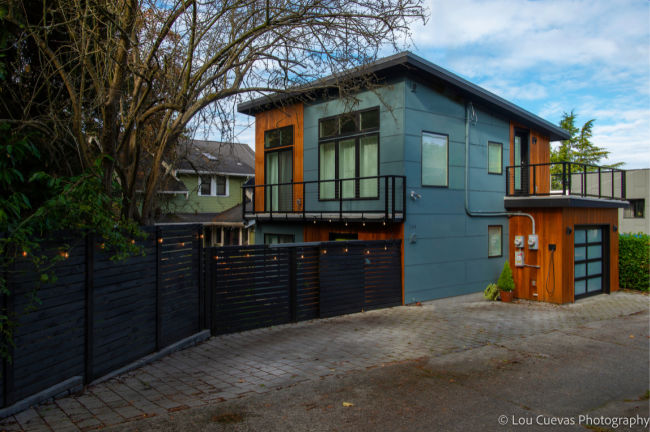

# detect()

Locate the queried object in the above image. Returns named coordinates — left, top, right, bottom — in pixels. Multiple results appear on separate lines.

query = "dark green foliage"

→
left=619, top=233, right=650, bottom=291
left=497, top=261, right=515, bottom=292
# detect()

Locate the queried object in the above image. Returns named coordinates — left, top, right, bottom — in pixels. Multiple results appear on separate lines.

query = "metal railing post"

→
left=391, top=176, right=396, bottom=220
left=338, top=179, right=342, bottom=221
left=598, top=167, right=602, bottom=198
left=532, top=165, right=537, bottom=196
left=384, top=176, right=389, bottom=221
left=402, top=177, right=406, bottom=220
left=621, top=170, right=626, bottom=199
left=567, top=163, right=572, bottom=195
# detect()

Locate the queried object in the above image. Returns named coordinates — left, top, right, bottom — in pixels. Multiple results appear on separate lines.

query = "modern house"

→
left=619, top=169, right=648, bottom=234
left=155, top=140, right=256, bottom=246
left=237, top=52, right=627, bottom=304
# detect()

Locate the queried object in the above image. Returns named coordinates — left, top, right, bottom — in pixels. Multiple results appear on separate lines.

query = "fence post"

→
left=621, top=170, right=626, bottom=199
left=391, top=176, right=396, bottom=220
left=384, top=176, right=389, bottom=221
left=84, top=232, right=95, bottom=384
left=2, top=265, right=14, bottom=407
left=155, top=227, right=162, bottom=351
left=197, top=227, right=204, bottom=330
left=289, top=248, right=297, bottom=323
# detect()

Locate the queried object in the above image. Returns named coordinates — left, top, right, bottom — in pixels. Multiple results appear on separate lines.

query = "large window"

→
left=422, top=132, right=448, bottom=187
left=318, top=108, right=379, bottom=200
left=488, top=141, right=503, bottom=175
left=198, top=175, right=228, bottom=196
left=488, top=225, right=502, bottom=257
left=624, top=199, right=645, bottom=218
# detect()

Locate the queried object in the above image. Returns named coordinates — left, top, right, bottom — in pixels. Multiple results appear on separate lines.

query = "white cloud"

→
left=410, top=0, right=650, bottom=168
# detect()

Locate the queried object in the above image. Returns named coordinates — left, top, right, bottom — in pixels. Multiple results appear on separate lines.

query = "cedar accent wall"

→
left=508, top=122, right=551, bottom=195
left=304, top=223, right=405, bottom=304
left=254, top=103, right=304, bottom=212
left=509, top=207, right=619, bottom=304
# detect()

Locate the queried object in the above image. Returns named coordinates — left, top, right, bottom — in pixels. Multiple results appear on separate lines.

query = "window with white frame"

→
left=198, top=175, right=228, bottom=196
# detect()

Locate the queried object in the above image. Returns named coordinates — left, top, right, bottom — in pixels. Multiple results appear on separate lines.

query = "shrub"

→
left=484, top=283, right=499, bottom=301
left=619, top=233, right=649, bottom=291
left=497, top=261, right=515, bottom=292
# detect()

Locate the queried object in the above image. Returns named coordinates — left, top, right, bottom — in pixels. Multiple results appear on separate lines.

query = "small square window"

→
left=488, top=225, right=502, bottom=257
left=624, top=199, right=645, bottom=218
left=488, top=142, right=503, bottom=175
left=360, top=109, right=379, bottom=130
left=319, top=118, right=338, bottom=138
left=199, top=176, right=212, bottom=196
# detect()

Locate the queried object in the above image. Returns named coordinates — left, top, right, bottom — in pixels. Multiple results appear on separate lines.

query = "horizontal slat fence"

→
left=2, top=224, right=203, bottom=411
left=2, top=231, right=401, bottom=414
left=206, top=240, right=402, bottom=333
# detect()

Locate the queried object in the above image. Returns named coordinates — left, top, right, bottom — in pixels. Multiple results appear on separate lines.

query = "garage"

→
left=574, top=226, right=608, bottom=299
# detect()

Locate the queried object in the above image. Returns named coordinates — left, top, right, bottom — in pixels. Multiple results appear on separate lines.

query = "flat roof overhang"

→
left=504, top=196, right=628, bottom=210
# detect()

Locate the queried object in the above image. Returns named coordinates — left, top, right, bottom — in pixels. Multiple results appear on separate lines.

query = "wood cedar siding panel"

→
left=509, top=207, right=619, bottom=304
left=303, top=223, right=405, bottom=304
left=508, top=122, right=551, bottom=195
left=254, top=103, right=304, bottom=212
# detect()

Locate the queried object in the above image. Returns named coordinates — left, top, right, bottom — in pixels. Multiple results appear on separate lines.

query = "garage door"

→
left=574, top=227, right=606, bottom=299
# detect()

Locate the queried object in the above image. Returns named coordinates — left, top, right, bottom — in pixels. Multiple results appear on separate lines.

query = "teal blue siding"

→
left=402, top=78, right=510, bottom=302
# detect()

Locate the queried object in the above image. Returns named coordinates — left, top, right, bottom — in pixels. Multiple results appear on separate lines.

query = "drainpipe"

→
left=464, top=102, right=535, bottom=234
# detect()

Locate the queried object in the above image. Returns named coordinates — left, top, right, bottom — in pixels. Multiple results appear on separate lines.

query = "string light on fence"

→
left=22, top=251, right=28, bottom=257
left=158, top=237, right=164, bottom=244
left=180, top=242, right=185, bottom=247
left=365, top=249, right=370, bottom=255
left=343, top=247, right=348, bottom=253
left=60, top=251, right=69, bottom=259
left=300, top=254, right=304, bottom=259
left=199, top=233, right=205, bottom=239
left=322, top=249, right=327, bottom=255
left=273, top=256, right=277, bottom=261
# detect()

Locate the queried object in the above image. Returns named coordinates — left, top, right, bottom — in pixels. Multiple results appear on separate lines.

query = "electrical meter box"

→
left=514, top=235, right=525, bottom=248
left=528, top=234, right=539, bottom=250
left=514, top=250, right=524, bottom=267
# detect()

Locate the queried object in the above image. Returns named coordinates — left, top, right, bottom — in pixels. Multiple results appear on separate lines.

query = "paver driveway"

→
left=1, top=291, right=648, bottom=431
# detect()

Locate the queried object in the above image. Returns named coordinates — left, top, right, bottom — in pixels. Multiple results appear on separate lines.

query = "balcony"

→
left=242, top=175, right=406, bottom=223
left=505, top=162, right=627, bottom=209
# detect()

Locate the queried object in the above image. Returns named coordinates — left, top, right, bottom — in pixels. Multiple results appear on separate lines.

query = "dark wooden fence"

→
left=2, top=225, right=203, bottom=410
left=204, top=240, right=402, bottom=335
left=2, top=230, right=401, bottom=412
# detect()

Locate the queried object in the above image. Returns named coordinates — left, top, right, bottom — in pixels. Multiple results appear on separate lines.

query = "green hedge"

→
left=619, top=233, right=650, bottom=291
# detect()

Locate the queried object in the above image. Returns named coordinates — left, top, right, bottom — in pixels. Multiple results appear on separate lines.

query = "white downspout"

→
left=464, top=102, right=536, bottom=234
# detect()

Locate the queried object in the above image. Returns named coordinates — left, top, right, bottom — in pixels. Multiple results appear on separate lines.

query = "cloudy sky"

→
left=234, top=0, right=649, bottom=169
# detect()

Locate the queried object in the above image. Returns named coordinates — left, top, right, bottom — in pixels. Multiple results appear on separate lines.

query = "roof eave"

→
left=237, top=52, right=571, bottom=142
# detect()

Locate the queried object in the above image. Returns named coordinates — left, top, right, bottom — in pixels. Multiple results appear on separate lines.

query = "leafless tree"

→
left=4, top=0, right=426, bottom=224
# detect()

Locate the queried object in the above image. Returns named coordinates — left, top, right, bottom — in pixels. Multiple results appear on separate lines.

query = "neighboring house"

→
left=570, top=167, right=648, bottom=235
left=619, top=169, right=648, bottom=234
left=237, top=52, right=627, bottom=304
left=156, top=140, right=256, bottom=245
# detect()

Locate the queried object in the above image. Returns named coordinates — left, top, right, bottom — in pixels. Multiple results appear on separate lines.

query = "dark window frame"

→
left=624, top=199, right=645, bottom=219
left=421, top=131, right=449, bottom=188
left=487, top=141, right=503, bottom=175
left=264, top=125, right=294, bottom=149
left=264, top=233, right=295, bottom=244
left=488, top=225, right=503, bottom=258
left=317, top=107, right=380, bottom=201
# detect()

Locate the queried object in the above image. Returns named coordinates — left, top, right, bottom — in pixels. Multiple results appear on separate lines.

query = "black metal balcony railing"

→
left=505, top=162, right=626, bottom=200
left=242, top=175, right=406, bottom=222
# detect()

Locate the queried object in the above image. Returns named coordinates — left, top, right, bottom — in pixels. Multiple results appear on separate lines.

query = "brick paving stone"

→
left=2, top=291, right=647, bottom=431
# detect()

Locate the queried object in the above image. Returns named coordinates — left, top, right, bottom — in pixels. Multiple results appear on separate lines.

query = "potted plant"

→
left=497, top=261, right=515, bottom=302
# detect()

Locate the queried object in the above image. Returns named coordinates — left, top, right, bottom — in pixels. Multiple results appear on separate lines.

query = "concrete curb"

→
left=0, top=376, right=83, bottom=419
left=90, top=329, right=211, bottom=386
left=0, top=330, right=210, bottom=419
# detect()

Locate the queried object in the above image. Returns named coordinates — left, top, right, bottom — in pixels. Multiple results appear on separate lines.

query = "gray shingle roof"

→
left=175, top=140, right=255, bottom=176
